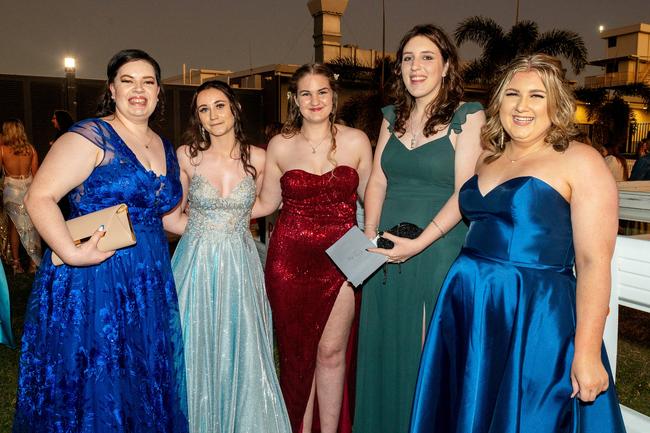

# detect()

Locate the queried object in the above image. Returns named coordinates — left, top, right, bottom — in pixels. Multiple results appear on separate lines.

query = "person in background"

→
left=355, top=24, right=484, bottom=433
left=603, top=141, right=628, bottom=181
left=13, top=49, right=189, bottom=432
left=407, top=53, right=626, bottom=433
left=630, top=138, right=650, bottom=180
left=50, top=109, right=74, bottom=144
left=0, top=119, right=41, bottom=274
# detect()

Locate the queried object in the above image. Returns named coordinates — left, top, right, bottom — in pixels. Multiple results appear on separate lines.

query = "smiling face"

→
left=295, top=73, right=334, bottom=124
left=109, top=59, right=160, bottom=121
left=499, top=70, right=552, bottom=147
left=196, top=87, right=235, bottom=138
left=400, top=35, right=448, bottom=103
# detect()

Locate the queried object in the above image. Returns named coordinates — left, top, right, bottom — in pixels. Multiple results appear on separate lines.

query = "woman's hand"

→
left=570, top=354, right=609, bottom=402
left=367, top=232, right=425, bottom=263
left=59, top=227, right=115, bottom=266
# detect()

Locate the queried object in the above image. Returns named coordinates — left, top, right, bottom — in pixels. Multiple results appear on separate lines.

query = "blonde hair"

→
left=2, top=119, right=31, bottom=155
left=481, top=54, right=578, bottom=163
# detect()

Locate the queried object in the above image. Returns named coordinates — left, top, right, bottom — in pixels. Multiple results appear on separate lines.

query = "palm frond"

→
left=507, top=20, right=539, bottom=56
left=454, top=16, right=504, bottom=48
left=534, top=30, right=588, bottom=74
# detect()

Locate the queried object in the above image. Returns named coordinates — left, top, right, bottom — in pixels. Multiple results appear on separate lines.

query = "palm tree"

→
left=454, top=16, right=587, bottom=85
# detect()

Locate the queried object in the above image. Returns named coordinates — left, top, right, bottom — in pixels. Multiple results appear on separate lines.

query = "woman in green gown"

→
left=355, top=24, right=485, bottom=433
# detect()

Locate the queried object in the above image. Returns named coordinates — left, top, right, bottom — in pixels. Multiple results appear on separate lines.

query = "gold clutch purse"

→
left=51, top=203, right=137, bottom=266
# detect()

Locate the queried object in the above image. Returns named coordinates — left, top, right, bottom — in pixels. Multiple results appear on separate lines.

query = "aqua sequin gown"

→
left=410, top=175, right=627, bottom=433
left=172, top=174, right=291, bottom=433
left=13, top=119, right=188, bottom=433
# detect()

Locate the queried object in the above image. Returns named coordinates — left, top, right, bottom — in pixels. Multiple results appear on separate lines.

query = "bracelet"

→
left=430, top=219, right=445, bottom=238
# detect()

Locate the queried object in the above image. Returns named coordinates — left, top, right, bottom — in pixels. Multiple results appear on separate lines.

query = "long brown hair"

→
left=481, top=54, right=579, bottom=163
left=2, top=119, right=32, bottom=155
left=392, top=24, right=464, bottom=137
left=182, top=80, right=256, bottom=178
left=282, top=63, right=339, bottom=167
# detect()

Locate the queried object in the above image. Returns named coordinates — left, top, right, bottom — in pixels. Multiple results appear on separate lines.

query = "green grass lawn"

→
left=1, top=270, right=649, bottom=430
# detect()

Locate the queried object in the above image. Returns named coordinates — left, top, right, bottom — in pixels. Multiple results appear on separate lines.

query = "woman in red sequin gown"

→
left=252, top=64, right=372, bottom=433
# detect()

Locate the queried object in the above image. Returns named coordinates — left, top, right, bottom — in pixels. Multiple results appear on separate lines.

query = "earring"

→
left=200, top=125, right=208, bottom=143
left=498, top=129, right=505, bottom=150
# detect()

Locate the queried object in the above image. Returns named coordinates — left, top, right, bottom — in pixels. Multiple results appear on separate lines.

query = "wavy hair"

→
left=182, top=80, right=256, bottom=179
left=96, top=49, right=165, bottom=122
left=392, top=24, right=464, bottom=137
left=482, top=54, right=579, bottom=163
left=282, top=63, right=339, bottom=167
left=2, top=119, right=31, bottom=155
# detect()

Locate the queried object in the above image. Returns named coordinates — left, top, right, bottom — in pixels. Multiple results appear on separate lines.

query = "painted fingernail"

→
left=98, top=225, right=105, bottom=231
left=378, top=231, right=384, bottom=236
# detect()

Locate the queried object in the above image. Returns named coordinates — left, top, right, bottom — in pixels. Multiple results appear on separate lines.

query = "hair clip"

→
left=333, top=73, right=339, bottom=81
left=287, top=91, right=292, bottom=100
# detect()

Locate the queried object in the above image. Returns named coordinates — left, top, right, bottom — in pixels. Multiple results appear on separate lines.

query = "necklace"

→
left=409, top=114, right=424, bottom=148
left=302, top=132, right=331, bottom=154
left=506, top=144, right=545, bottom=163
left=114, top=117, right=154, bottom=149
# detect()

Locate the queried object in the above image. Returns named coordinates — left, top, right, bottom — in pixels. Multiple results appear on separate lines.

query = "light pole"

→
left=64, top=57, right=77, bottom=120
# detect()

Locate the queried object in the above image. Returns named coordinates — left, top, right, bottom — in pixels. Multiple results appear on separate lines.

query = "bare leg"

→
left=301, top=376, right=316, bottom=433
left=301, top=282, right=355, bottom=433
left=8, top=219, right=22, bottom=273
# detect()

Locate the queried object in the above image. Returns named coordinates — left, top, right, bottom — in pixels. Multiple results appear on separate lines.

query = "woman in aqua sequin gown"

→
left=409, top=54, right=627, bottom=432
left=253, top=63, right=373, bottom=433
left=13, top=50, right=188, bottom=433
left=165, top=80, right=291, bottom=433
left=357, top=24, right=485, bottom=433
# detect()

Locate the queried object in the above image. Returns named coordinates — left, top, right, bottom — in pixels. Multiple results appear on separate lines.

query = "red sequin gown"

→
left=266, top=165, right=360, bottom=433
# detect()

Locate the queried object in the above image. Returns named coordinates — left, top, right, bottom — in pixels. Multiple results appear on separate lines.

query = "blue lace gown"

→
left=410, top=175, right=627, bottom=433
left=13, top=119, right=189, bottom=433
left=172, top=174, right=291, bottom=433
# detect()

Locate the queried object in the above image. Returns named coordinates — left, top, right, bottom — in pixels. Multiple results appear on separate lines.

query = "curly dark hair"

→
left=96, top=49, right=165, bottom=122
left=282, top=63, right=339, bottom=167
left=182, top=80, right=256, bottom=179
left=392, top=24, right=464, bottom=138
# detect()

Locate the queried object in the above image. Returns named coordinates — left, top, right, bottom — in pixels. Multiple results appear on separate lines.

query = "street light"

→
left=63, top=57, right=77, bottom=120
left=599, top=25, right=605, bottom=33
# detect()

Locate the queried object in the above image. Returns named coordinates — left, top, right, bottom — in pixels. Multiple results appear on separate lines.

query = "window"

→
left=606, top=63, right=619, bottom=73
left=608, top=36, right=617, bottom=48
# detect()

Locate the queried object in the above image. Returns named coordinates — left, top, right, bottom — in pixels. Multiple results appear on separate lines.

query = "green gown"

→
left=354, top=102, right=483, bottom=433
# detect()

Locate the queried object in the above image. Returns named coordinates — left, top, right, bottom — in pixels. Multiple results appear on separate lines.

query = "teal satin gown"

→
left=0, top=263, right=13, bottom=348
left=172, top=174, right=291, bottom=433
left=410, top=175, right=627, bottom=433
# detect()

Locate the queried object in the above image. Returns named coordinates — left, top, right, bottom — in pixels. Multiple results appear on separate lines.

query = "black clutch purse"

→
left=376, top=222, right=423, bottom=249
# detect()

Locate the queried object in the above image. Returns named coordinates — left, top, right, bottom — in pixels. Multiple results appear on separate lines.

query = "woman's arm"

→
left=30, top=144, right=39, bottom=175
left=568, top=144, right=618, bottom=402
left=362, top=119, right=391, bottom=239
left=251, top=137, right=283, bottom=219
left=24, top=132, right=114, bottom=266
left=162, top=146, right=191, bottom=235
left=353, top=129, right=373, bottom=203
left=370, top=109, right=486, bottom=261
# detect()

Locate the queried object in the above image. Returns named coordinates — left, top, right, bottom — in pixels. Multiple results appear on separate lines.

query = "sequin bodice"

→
left=185, top=175, right=255, bottom=236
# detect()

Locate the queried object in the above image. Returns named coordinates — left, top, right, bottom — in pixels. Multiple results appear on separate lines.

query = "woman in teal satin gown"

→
left=165, top=80, right=291, bottom=433
left=399, top=54, right=627, bottom=432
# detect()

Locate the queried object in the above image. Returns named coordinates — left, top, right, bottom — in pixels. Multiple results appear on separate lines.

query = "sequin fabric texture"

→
left=13, top=119, right=189, bottom=433
left=172, top=174, right=291, bottom=433
left=265, top=165, right=359, bottom=433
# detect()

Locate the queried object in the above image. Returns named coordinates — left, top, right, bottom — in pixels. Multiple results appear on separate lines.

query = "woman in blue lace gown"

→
left=407, top=55, right=627, bottom=432
left=165, top=80, right=290, bottom=433
left=13, top=49, right=188, bottom=433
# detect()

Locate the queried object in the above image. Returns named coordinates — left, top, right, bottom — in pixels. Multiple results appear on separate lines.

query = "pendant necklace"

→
left=302, top=132, right=331, bottom=154
left=409, top=114, right=423, bottom=148
left=115, top=117, right=154, bottom=149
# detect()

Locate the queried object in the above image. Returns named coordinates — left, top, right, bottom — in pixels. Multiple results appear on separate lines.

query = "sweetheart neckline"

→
left=471, top=174, right=569, bottom=205
left=282, top=165, right=358, bottom=178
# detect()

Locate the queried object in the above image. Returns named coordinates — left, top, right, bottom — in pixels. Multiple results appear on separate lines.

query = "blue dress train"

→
left=410, top=175, right=626, bottom=433
left=13, top=119, right=189, bottom=433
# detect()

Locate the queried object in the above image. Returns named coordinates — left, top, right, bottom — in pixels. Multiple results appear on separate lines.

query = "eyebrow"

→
left=118, top=74, right=156, bottom=80
left=299, top=87, right=330, bottom=93
left=197, top=99, right=227, bottom=107
left=402, top=50, right=436, bottom=55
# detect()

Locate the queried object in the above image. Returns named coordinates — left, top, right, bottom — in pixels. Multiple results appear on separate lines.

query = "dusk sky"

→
left=2, top=0, right=649, bottom=84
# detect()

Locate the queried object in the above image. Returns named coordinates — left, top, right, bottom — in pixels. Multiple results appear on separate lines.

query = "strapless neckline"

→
left=469, top=174, right=569, bottom=205
left=282, top=164, right=357, bottom=179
